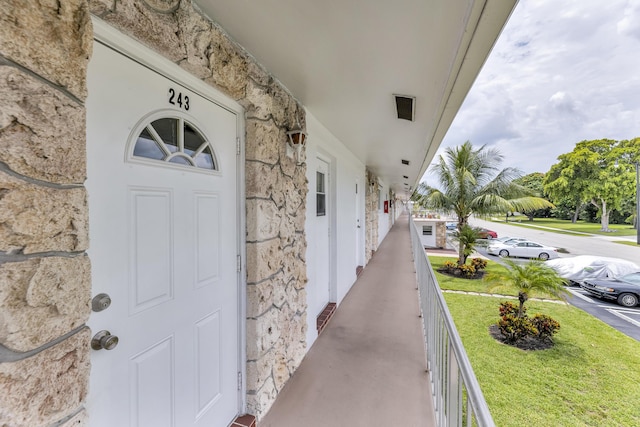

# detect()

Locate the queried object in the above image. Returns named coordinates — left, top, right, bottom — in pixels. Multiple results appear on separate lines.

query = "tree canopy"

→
left=513, top=172, right=552, bottom=221
left=543, top=138, right=640, bottom=231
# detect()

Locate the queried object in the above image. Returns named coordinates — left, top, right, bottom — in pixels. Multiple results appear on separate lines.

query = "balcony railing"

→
left=409, top=215, right=495, bottom=427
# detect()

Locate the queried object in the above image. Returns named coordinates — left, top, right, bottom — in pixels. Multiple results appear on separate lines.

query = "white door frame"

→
left=315, top=150, right=337, bottom=303
left=355, top=178, right=364, bottom=268
left=91, top=16, right=248, bottom=413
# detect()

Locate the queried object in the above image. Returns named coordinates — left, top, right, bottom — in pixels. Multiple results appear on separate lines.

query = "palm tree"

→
left=489, top=259, right=567, bottom=318
left=412, top=141, right=553, bottom=266
left=451, top=224, right=479, bottom=265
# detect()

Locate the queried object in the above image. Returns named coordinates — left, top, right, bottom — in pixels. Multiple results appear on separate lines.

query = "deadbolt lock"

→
left=91, top=330, right=119, bottom=351
left=92, top=293, right=112, bottom=312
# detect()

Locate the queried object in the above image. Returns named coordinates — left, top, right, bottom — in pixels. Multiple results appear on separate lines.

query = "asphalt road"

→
left=468, top=217, right=640, bottom=341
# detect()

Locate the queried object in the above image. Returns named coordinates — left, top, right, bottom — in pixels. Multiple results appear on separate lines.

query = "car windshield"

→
left=621, top=272, right=640, bottom=285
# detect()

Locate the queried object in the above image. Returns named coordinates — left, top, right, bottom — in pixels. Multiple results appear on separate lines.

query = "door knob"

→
left=91, top=330, right=119, bottom=350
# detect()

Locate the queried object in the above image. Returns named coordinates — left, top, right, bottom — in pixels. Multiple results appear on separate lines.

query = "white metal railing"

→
left=409, top=215, right=495, bottom=427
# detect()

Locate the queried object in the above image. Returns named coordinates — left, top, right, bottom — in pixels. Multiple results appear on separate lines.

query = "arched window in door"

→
left=132, top=117, right=218, bottom=171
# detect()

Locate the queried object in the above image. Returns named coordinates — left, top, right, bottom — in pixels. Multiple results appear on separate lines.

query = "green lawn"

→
left=489, top=217, right=637, bottom=237
left=429, top=255, right=565, bottom=300
left=430, top=257, right=640, bottom=426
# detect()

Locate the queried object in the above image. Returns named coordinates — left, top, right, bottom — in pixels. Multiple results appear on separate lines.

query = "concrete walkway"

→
left=260, top=214, right=435, bottom=427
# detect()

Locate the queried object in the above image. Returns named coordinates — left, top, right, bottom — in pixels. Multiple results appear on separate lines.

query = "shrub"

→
left=443, top=260, right=457, bottom=271
left=438, top=259, right=485, bottom=279
left=498, top=301, right=522, bottom=317
left=531, top=314, right=561, bottom=342
left=458, top=263, right=477, bottom=278
left=470, top=258, right=488, bottom=271
left=498, top=314, right=537, bottom=344
left=496, top=302, right=561, bottom=347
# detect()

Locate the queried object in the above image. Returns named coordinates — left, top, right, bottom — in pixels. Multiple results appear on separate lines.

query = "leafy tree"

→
left=488, top=260, right=567, bottom=318
left=412, top=142, right=553, bottom=266
left=513, top=172, right=552, bottom=220
left=544, top=138, right=639, bottom=231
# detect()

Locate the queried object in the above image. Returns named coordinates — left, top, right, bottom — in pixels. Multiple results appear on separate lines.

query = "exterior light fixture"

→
left=286, top=121, right=307, bottom=165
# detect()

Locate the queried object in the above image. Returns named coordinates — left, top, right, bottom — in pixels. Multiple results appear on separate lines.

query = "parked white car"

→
left=487, top=240, right=559, bottom=260
left=494, top=236, right=527, bottom=245
left=546, top=255, right=640, bottom=286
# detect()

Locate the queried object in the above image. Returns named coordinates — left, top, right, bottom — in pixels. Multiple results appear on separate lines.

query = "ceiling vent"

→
left=403, top=175, right=409, bottom=179
left=394, top=95, right=415, bottom=121
left=401, top=159, right=410, bottom=165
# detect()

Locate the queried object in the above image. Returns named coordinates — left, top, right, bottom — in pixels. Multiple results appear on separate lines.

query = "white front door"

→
left=86, top=41, right=240, bottom=427
left=315, top=158, right=331, bottom=306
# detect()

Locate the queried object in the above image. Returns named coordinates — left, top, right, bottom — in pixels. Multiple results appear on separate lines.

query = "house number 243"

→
left=168, top=88, right=190, bottom=111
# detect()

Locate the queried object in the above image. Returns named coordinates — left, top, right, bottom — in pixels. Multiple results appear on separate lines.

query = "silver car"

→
left=487, top=240, right=559, bottom=260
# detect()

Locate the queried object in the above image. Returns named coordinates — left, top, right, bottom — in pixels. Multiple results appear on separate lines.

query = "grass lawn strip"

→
left=445, top=293, right=640, bottom=427
left=488, top=217, right=637, bottom=237
left=430, top=256, right=640, bottom=426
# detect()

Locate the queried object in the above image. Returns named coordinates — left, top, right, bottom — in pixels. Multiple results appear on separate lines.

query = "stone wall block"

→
left=247, top=376, right=277, bottom=417
left=246, top=307, right=280, bottom=360
left=87, top=0, right=112, bottom=17
left=246, top=62, right=272, bottom=87
left=283, top=285, right=306, bottom=316
left=285, top=334, right=306, bottom=373
left=95, top=0, right=183, bottom=63
left=246, top=198, right=281, bottom=242
left=245, top=80, right=276, bottom=122
left=246, top=281, right=274, bottom=319
left=246, top=239, right=284, bottom=284
left=0, top=328, right=90, bottom=427
left=292, top=165, right=309, bottom=189
left=143, top=0, right=180, bottom=13
left=283, top=185, right=306, bottom=218
left=0, top=256, right=91, bottom=352
left=281, top=242, right=306, bottom=287
left=271, top=352, right=290, bottom=392
left=0, top=0, right=92, bottom=99
left=246, top=353, right=275, bottom=394
left=294, top=235, right=307, bottom=263
left=0, top=66, right=86, bottom=184
left=270, top=274, right=288, bottom=310
left=203, top=28, right=249, bottom=100
left=278, top=216, right=296, bottom=244
left=279, top=146, right=299, bottom=177
left=246, top=161, right=280, bottom=200
left=245, top=120, right=281, bottom=164
left=174, top=3, right=215, bottom=80
left=291, top=208, right=306, bottom=234
left=0, top=173, right=88, bottom=254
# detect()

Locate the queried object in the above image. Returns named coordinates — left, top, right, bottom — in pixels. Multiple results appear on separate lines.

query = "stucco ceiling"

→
left=194, top=0, right=517, bottom=197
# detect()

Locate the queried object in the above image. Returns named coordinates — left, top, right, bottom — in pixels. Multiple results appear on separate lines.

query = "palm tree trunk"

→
left=518, top=292, right=528, bottom=318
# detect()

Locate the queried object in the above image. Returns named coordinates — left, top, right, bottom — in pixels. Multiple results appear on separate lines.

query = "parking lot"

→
left=467, top=218, right=640, bottom=341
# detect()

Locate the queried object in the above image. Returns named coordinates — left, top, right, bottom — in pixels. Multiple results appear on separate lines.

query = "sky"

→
left=432, top=0, right=640, bottom=178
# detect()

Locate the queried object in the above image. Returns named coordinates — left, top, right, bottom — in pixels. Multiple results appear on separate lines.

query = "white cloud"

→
left=618, top=0, right=640, bottom=39
left=435, top=0, right=640, bottom=176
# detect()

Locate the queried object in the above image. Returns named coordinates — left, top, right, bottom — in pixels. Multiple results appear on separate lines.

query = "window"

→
left=133, top=117, right=217, bottom=171
left=317, top=171, right=326, bottom=216
left=422, top=225, right=433, bottom=236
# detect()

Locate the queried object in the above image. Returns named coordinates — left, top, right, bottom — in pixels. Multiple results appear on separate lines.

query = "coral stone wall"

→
left=365, top=169, right=380, bottom=263
left=0, top=1, right=93, bottom=426
left=89, top=0, right=309, bottom=419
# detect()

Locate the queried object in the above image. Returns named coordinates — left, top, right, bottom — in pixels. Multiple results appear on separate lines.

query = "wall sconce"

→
left=286, top=123, right=307, bottom=165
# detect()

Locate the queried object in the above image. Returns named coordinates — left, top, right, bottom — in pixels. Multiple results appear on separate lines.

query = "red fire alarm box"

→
left=384, top=200, right=389, bottom=213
